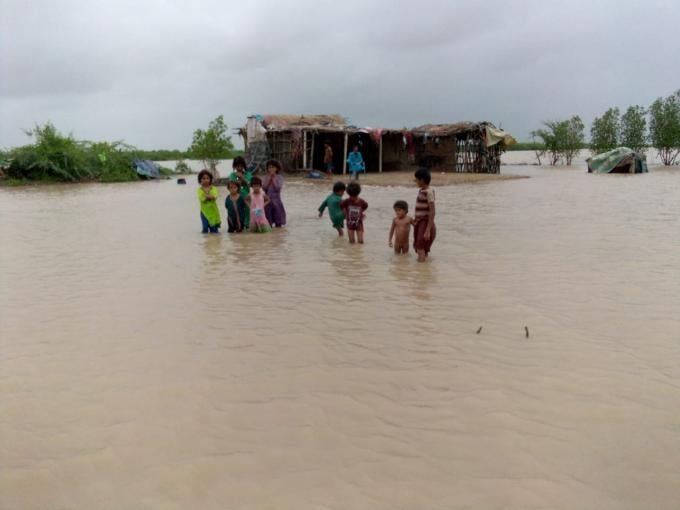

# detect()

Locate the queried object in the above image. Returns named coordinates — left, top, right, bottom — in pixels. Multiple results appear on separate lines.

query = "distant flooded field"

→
left=1, top=163, right=679, bottom=509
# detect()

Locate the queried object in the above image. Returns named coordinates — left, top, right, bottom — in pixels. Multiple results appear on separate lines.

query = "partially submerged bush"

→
left=7, top=122, right=138, bottom=182
left=175, top=159, right=192, bottom=173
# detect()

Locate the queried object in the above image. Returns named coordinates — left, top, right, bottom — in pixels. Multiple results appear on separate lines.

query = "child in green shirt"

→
left=197, top=170, right=220, bottom=233
left=318, top=181, right=346, bottom=236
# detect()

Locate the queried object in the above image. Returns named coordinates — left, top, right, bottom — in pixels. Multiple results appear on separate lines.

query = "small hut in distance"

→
left=240, top=114, right=515, bottom=174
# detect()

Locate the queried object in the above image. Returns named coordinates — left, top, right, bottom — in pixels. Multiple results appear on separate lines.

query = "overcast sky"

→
left=1, top=0, right=679, bottom=149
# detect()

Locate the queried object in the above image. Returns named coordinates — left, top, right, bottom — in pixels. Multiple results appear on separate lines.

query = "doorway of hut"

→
left=310, top=132, right=379, bottom=176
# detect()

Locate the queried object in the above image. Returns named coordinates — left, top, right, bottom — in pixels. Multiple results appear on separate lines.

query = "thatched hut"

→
left=239, top=114, right=515, bottom=174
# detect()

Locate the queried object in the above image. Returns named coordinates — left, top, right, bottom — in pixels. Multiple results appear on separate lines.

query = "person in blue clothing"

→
left=346, top=145, right=365, bottom=180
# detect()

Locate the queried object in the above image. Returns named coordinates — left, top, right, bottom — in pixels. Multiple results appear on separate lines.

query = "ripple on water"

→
left=1, top=168, right=680, bottom=509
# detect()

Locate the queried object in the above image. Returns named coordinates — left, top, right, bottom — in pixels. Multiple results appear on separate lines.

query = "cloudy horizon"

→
left=1, top=0, right=679, bottom=150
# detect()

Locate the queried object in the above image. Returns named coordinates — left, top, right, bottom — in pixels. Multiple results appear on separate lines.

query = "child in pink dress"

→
left=246, top=176, right=272, bottom=233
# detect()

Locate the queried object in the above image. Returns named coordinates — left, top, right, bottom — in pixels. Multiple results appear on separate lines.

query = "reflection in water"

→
left=1, top=167, right=680, bottom=509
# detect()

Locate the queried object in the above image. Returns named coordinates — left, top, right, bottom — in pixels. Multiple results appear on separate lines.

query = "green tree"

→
left=189, top=115, right=234, bottom=175
left=529, top=132, right=546, bottom=165
left=531, top=128, right=560, bottom=166
left=590, top=107, right=619, bottom=154
left=648, top=91, right=680, bottom=165
left=563, top=115, right=585, bottom=165
left=531, top=115, right=585, bottom=166
left=620, top=105, right=647, bottom=153
left=8, top=122, right=89, bottom=181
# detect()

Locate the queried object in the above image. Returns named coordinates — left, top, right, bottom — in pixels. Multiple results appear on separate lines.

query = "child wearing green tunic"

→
left=197, top=170, right=220, bottom=233
left=318, top=181, right=346, bottom=236
left=228, top=156, right=251, bottom=229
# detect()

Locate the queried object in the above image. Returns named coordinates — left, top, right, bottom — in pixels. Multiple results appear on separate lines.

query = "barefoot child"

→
left=225, top=180, right=246, bottom=233
left=318, top=181, right=346, bottom=236
left=246, top=176, right=271, bottom=233
left=388, top=200, right=413, bottom=254
left=262, top=159, right=286, bottom=228
left=323, top=141, right=334, bottom=179
left=340, top=181, right=368, bottom=244
left=413, top=168, right=436, bottom=262
left=197, top=170, right=221, bottom=234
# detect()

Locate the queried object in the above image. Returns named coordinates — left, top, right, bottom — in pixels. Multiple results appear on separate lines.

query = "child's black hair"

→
left=266, top=159, right=282, bottom=172
left=332, top=181, right=347, bottom=193
left=346, top=181, right=361, bottom=197
left=414, top=168, right=431, bottom=184
left=232, top=156, right=247, bottom=169
left=250, top=175, right=262, bottom=186
left=197, top=169, right=213, bottom=184
left=393, top=200, right=408, bottom=212
left=227, top=179, right=240, bottom=190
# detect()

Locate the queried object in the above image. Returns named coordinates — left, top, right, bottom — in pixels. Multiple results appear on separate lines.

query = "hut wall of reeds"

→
left=239, top=114, right=514, bottom=174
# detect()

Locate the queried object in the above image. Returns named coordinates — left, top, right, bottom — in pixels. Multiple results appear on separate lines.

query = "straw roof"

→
left=410, top=122, right=484, bottom=137
left=257, top=114, right=347, bottom=131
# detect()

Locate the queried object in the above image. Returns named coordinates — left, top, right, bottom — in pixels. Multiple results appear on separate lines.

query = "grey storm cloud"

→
left=1, top=0, right=679, bottom=149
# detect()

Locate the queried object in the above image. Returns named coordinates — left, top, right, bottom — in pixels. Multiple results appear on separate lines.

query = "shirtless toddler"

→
left=388, top=200, right=413, bottom=254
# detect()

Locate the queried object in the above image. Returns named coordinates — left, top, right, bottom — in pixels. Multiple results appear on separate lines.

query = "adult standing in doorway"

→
left=323, top=141, right=334, bottom=179
left=346, top=144, right=365, bottom=180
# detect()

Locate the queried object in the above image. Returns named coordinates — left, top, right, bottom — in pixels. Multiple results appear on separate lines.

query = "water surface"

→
left=1, top=165, right=679, bottom=509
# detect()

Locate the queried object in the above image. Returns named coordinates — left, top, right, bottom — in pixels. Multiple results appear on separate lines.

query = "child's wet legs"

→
left=200, top=213, right=210, bottom=233
left=357, top=231, right=364, bottom=244
left=348, top=229, right=356, bottom=244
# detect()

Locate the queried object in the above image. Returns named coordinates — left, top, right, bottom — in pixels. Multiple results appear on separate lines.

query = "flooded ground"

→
left=1, top=163, right=679, bottom=509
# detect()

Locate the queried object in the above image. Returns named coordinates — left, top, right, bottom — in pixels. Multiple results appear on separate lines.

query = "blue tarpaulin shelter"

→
left=133, top=160, right=161, bottom=179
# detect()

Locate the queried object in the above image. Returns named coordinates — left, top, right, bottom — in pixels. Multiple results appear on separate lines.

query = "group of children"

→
left=198, top=156, right=286, bottom=235
left=198, top=159, right=436, bottom=262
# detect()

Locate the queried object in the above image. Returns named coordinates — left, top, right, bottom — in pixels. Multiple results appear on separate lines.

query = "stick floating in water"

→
left=525, top=326, right=530, bottom=338
left=476, top=327, right=483, bottom=334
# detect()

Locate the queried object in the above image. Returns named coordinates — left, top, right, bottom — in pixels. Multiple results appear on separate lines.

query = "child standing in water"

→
left=340, top=181, right=368, bottom=244
left=262, top=159, right=286, bottom=228
left=229, top=156, right=251, bottom=229
left=323, top=141, right=334, bottom=179
left=346, top=145, right=365, bottom=180
left=388, top=200, right=413, bottom=254
left=318, top=181, right=346, bottom=236
left=197, top=170, right=220, bottom=234
left=246, top=176, right=271, bottom=233
left=224, top=180, right=246, bottom=233
left=413, top=168, right=436, bottom=262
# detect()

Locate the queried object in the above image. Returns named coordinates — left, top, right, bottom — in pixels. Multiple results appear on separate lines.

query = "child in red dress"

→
left=413, top=168, right=436, bottom=262
left=340, top=181, right=368, bottom=244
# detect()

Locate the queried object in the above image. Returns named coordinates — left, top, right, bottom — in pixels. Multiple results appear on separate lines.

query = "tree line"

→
left=530, top=89, right=680, bottom=166
left=1, top=115, right=236, bottom=183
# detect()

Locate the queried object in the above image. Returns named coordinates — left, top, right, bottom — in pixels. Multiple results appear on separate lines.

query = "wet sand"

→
left=288, top=170, right=527, bottom=187
left=1, top=164, right=679, bottom=509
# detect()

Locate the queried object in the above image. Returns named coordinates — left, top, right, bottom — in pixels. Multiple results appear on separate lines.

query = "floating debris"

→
left=476, top=326, right=483, bottom=334
left=524, top=326, right=530, bottom=338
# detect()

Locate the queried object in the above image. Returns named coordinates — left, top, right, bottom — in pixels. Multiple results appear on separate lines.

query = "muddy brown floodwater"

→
left=1, top=164, right=679, bottom=510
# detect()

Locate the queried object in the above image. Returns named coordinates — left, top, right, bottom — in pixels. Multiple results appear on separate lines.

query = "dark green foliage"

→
left=531, top=116, right=585, bottom=165
left=648, top=90, right=680, bottom=165
left=8, top=123, right=90, bottom=181
left=5, top=123, right=138, bottom=183
left=590, top=107, right=620, bottom=154
left=189, top=115, right=235, bottom=171
left=174, top=159, right=192, bottom=173
left=620, top=105, right=647, bottom=153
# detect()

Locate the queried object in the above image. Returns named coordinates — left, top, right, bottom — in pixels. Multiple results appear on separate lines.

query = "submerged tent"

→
left=133, top=160, right=161, bottom=179
left=587, top=147, right=648, bottom=174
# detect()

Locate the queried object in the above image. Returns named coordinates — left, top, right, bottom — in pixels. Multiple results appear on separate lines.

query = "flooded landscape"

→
left=2, top=162, right=679, bottom=509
